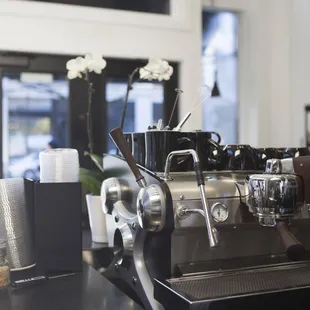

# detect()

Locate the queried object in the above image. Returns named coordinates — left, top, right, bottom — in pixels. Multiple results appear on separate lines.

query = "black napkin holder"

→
left=11, top=180, right=82, bottom=284
left=34, top=181, right=82, bottom=276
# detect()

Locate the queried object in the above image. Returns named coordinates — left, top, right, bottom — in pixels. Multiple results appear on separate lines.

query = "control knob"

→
left=101, top=178, right=131, bottom=214
left=136, top=184, right=166, bottom=232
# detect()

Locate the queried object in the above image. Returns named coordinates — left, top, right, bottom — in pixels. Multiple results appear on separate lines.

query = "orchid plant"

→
left=66, top=53, right=107, bottom=195
left=67, top=53, right=107, bottom=155
left=66, top=55, right=173, bottom=194
left=120, top=58, right=173, bottom=129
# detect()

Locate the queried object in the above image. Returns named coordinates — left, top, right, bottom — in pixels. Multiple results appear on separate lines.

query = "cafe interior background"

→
left=1, top=0, right=310, bottom=308
left=0, top=0, right=309, bottom=182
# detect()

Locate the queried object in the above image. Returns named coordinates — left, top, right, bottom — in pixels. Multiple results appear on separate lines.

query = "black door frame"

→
left=0, top=52, right=179, bottom=175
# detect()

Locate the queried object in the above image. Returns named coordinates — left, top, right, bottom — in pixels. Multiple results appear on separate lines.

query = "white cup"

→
left=86, top=194, right=108, bottom=243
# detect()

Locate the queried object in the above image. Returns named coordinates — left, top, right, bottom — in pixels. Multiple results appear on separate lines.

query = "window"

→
left=106, top=80, right=164, bottom=153
left=0, top=53, right=179, bottom=176
left=2, top=72, right=69, bottom=179
left=102, top=58, right=179, bottom=155
left=24, top=0, right=171, bottom=14
left=202, top=11, right=238, bottom=144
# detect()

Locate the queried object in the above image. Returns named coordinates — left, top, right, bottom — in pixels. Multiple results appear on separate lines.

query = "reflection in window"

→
left=202, top=11, right=238, bottom=144
left=106, top=81, right=164, bottom=153
left=2, top=73, right=69, bottom=179
left=25, top=0, right=170, bottom=14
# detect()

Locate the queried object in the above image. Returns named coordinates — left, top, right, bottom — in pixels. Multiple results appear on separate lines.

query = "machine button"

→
left=136, top=184, right=166, bottom=232
left=101, top=178, right=132, bottom=214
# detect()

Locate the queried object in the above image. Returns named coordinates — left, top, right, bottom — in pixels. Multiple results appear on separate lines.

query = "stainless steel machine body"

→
left=100, top=152, right=310, bottom=310
left=100, top=129, right=310, bottom=310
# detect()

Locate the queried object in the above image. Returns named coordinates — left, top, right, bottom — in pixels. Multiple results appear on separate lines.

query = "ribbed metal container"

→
left=0, top=178, right=35, bottom=270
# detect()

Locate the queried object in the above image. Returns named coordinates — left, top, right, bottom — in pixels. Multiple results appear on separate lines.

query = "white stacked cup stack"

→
left=39, top=149, right=79, bottom=183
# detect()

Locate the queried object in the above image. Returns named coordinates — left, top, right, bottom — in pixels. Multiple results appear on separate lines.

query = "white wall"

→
left=238, top=0, right=293, bottom=147
left=291, top=0, right=310, bottom=147
left=0, top=0, right=202, bottom=130
left=1, top=0, right=310, bottom=147
left=204, top=0, right=310, bottom=147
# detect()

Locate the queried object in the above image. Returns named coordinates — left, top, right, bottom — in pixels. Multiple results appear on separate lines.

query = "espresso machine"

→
left=100, top=128, right=310, bottom=310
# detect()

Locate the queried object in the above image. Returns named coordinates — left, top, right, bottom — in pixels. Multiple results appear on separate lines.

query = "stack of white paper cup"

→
left=39, top=148, right=79, bottom=183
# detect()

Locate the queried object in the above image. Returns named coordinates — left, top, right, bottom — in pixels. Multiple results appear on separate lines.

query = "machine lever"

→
left=162, top=149, right=219, bottom=248
left=276, top=220, right=305, bottom=261
left=110, top=127, right=147, bottom=188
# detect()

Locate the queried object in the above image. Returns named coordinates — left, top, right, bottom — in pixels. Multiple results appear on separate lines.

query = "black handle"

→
left=276, top=220, right=305, bottom=261
left=194, top=162, right=205, bottom=186
left=293, top=156, right=310, bottom=203
left=208, top=138, right=223, bottom=165
left=210, top=131, right=221, bottom=144
left=109, top=128, right=145, bottom=183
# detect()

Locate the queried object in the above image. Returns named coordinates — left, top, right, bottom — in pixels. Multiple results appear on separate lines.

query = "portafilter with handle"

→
left=244, top=156, right=310, bottom=261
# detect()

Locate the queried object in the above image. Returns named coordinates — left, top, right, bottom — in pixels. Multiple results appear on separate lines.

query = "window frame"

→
left=28, top=0, right=171, bottom=15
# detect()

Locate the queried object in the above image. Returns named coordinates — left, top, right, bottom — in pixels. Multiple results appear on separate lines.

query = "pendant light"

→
left=211, top=70, right=221, bottom=97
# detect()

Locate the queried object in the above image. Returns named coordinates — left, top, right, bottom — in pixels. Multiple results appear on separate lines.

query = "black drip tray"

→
left=154, top=264, right=310, bottom=309
left=170, top=266, right=310, bottom=300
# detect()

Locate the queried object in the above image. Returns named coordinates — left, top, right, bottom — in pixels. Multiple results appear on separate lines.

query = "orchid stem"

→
left=120, top=67, right=140, bottom=130
left=85, top=72, right=94, bottom=155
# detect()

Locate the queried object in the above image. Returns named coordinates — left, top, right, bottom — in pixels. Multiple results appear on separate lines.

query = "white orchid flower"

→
left=67, top=69, right=81, bottom=80
left=66, top=54, right=107, bottom=79
left=139, top=58, right=173, bottom=81
left=84, top=53, right=107, bottom=74
left=139, top=67, right=153, bottom=80
left=66, top=56, right=87, bottom=79
left=157, top=60, right=174, bottom=81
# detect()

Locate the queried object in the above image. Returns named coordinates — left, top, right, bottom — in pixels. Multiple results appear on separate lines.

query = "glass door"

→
left=202, top=11, right=238, bottom=144
left=2, top=72, right=69, bottom=179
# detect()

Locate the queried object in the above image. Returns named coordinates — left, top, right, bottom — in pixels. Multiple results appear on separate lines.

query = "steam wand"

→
left=165, top=88, right=183, bottom=130
left=162, top=149, right=219, bottom=248
left=172, top=85, right=211, bottom=131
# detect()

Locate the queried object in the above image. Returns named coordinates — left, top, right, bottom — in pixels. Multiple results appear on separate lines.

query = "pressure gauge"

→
left=211, top=203, right=229, bottom=223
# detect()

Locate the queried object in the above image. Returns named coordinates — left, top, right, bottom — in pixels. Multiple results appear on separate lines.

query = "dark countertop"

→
left=0, top=263, right=143, bottom=310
